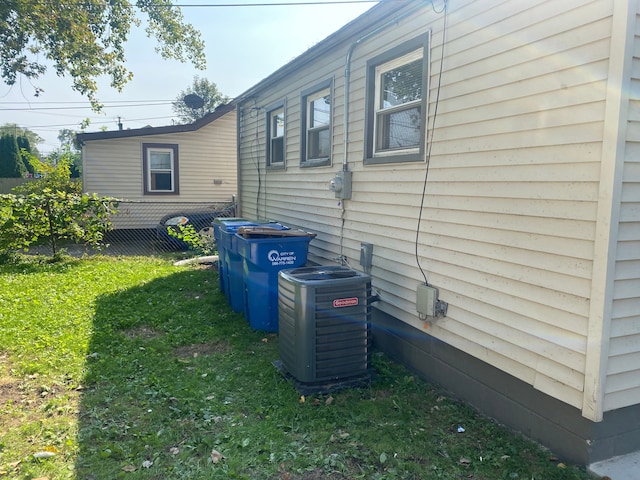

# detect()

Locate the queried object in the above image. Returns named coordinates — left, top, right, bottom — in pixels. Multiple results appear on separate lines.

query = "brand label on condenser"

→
left=333, top=297, right=359, bottom=308
left=267, top=249, right=297, bottom=266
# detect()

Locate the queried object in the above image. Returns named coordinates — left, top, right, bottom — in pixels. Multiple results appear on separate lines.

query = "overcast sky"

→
left=0, top=0, right=376, bottom=154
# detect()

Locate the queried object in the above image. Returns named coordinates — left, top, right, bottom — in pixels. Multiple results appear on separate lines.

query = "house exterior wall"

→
left=236, top=0, right=640, bottom=463
left=82, top=109, right=237, bottom=203
left=602, top=1, right=640, bottom=412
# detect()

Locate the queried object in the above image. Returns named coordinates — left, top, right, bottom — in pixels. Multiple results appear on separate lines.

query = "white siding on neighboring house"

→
left=82, top=109, right=237, bottom=202
left=602, top=3, right=640, bottom=412
left=237, top=0, right=637, bottom=419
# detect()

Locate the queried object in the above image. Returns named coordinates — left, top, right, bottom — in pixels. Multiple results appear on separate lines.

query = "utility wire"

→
left=173, top=1, right=379, bottom=5
left=0, top=99, right=174, bottom=105
left=0, top=102, right=173, bottom=111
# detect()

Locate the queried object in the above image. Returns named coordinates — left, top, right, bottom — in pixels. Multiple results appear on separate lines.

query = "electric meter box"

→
left=278, top=266, right=371, bottom=384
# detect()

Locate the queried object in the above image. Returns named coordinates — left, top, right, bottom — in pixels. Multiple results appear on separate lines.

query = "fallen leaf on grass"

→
left=122, top=464, right=137, bottom=472
left=32, top=477, right=49, bottom=480
left=299, top=395, right=305, bottom=403
left=169, top=447, right=180, bottom=455
left=459, top=457, right=471, bottom=466
left=325, top=396, right=334, bottom=405
left=211, top=449, right=225, bottom=463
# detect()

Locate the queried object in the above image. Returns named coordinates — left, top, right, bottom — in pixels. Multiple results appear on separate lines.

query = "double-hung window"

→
left=143, top=143, right=179, bottom=194
left=301, top=80, right=332, bottom=167
left=266, top=102, right=286, bottom=168
left=365, top=34, right=429, bottom=164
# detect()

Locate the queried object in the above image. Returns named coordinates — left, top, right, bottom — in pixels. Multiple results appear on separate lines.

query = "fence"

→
left=39, top=200, right=237, bottom=257
left=0, top=177, right=37, bottom=194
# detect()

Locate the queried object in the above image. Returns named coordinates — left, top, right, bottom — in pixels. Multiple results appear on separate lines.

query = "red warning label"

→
left=333, top=297, right=359, bottom=308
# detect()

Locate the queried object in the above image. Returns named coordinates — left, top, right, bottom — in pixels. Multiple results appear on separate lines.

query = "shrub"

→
left=0, top=154, right=118, bottom=257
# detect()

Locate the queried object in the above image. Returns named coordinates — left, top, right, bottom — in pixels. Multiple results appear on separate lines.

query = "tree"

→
left=16, top=135, right=34, bottom=175
left=1, top=1, right=206, bottom=109
left=0, top=125, right=43, bottom=154
left=1, top=153, right=118, bottom=257
left=0, top=133, right=26, bottom=178
left=172, top=76, right=229, bottom=124
left=56, top=129, right=82, bottom=178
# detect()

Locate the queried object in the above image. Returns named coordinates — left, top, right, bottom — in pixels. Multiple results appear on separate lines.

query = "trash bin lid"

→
left=236, top=225, right=317, bottom=239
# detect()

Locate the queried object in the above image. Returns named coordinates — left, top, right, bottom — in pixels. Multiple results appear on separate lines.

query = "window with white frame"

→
left=364, top=34, right=429, bottom=165
left=143, top=143, right=179, bottom=194
left=301, top=81, right=332, bottom=166
left=266, top=104, right=285, bottom=167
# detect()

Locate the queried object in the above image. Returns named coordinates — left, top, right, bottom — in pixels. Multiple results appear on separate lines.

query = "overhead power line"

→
left=0, top=99, right=174, bottom=105
left=0, top=102, right=173, bottom=112
left=145, top=0, right=379, bottom=6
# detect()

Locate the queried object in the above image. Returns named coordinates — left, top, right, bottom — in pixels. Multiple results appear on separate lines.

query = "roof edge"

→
left=231, top=0, right=413, bottom=104
left=76, top=102, right=235, bottom=143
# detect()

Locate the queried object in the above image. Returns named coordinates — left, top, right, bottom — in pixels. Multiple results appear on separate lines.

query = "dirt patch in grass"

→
left=173, top=341, right=230, bottom=358
left=0, top=353, right=77, bottom=428
left=125, top=326, right=164, bottom=340
left=0, top=373, right=22, bottom=408
left=0, top=353, right=22, bottom=408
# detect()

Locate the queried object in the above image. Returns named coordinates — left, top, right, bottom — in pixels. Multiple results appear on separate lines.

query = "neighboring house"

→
left=77, top=103, right=237, bottom=229
left=233, top=0, right=640, bottom=466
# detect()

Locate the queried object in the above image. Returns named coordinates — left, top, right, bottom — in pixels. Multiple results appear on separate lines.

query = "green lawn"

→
left=0, top=255, right=592, bottom=479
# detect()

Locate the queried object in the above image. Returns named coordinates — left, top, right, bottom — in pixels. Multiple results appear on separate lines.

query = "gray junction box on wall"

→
left=277, top=266, right=371, bottom=384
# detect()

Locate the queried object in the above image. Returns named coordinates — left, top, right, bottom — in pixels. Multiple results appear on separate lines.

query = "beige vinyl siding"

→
left=83, top=110, right=237, bottom=202
left=238, top=0, right=617, bottom=413
left=602, top=4, right=640, bottom=411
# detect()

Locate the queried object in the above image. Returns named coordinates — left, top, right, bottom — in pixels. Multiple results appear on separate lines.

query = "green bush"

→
left=0, top=154, right=118, bottom=257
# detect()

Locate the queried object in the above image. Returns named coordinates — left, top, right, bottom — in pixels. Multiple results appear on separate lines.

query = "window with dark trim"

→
left=142, top=143, right=179, bottom=194
left=266, top=101, right=286, bottom=168
left=364, top=33, right=429, bottom=165
left=301, top=79, right=332, bottom=167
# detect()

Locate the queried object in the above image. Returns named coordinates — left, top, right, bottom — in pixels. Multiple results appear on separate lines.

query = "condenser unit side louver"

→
left=278, top=266, right=372, bottom=384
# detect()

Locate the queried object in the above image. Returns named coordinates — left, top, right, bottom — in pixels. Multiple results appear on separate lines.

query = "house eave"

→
left=230, top=0, right=414, bottom=105
left=76, top=102, right=235, bottom=145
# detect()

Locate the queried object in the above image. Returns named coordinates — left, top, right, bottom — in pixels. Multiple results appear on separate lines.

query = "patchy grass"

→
left=0, top=255, right=592, bottom=479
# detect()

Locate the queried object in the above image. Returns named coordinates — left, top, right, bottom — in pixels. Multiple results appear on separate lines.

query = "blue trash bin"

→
left=237, top=227, right=315, bottom=332
left=215, top=219, right=258, bottom=311
left=213, top=218, right=250, bottom=298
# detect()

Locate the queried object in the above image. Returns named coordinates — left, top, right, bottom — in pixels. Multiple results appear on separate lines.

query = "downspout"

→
left=338, top=1, right=427, bottom=263
left=236, top=103, right=242, bottom=217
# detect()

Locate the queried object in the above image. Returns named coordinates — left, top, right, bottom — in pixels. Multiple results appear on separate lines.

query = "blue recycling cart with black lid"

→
left=237, top=226, right=315, bottom=332
left=212, top=218, right=258, bottom=311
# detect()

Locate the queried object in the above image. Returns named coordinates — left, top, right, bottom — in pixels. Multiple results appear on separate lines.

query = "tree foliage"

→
left=54, top=130, right=82, bottom=177
left=172, top=76, right=229, bottom=124
left=1, top=0, right=206, bottom=109
left=16, top=135, right=34, bottom=175
left=0, top=153, right=118, bottom=257
left=0, top=133, right=26, bottom=178
left=0, top=124, right=42, bottom=156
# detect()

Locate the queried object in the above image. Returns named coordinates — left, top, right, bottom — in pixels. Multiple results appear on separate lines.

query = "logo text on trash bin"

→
left=267, top=249, right=297, bottom=266
left=333, top=297, right=359, bottom=308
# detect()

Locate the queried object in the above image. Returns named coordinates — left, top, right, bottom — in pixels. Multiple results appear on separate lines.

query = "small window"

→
left=301, top=80, right=332, bottom=167
left=266, top=103, right=285, bottom=168
left=143, top=143, right=179, bottom=195
left=365, top=34, right=429, bottom=165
